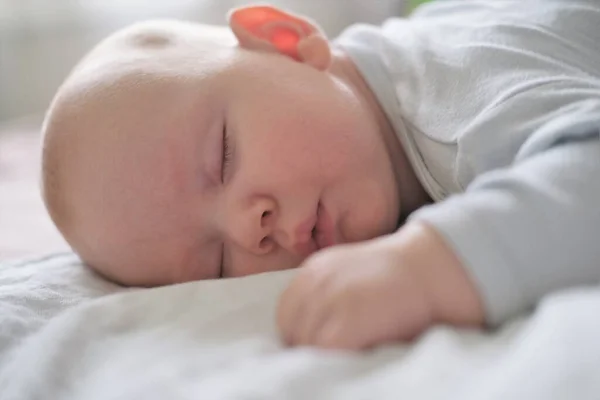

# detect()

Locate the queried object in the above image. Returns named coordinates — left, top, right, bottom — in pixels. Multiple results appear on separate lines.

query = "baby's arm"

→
left=412, top=101, right=600, bottom=326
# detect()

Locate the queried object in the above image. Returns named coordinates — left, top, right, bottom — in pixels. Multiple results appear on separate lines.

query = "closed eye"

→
left=221, top=124, right=232, bottom=183
left=219, top=123, right=231, bottom=278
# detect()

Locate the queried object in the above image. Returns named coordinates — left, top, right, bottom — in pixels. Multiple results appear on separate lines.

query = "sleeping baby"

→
left=41, top=0, right=600, bottom=349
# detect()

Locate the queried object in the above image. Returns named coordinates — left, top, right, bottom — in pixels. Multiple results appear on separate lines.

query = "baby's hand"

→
left=276, top=222, right=484, bottom=350
left=277, top=239, right=433, bottom=350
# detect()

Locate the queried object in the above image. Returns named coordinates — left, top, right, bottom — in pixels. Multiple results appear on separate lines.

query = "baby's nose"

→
left=237, top=196, right=278, bottom=256
left=252, top=210, right=278, bottom=255
left=236, top=196, right=315, bottom=258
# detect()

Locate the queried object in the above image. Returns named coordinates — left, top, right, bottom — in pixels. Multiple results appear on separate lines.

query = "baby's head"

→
left=41, top=6, right=402, bottom=286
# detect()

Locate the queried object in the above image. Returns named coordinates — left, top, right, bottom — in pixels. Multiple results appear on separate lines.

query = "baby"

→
left=42, top=0, right=600, bottom=349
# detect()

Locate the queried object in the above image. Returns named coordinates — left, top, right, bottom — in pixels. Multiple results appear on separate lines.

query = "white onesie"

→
left=337, top=0, right=600, bottom=325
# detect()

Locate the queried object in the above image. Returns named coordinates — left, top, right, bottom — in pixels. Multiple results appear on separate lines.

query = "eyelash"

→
left=220, top=124, right=231, bottom=278
left=221, top=125, right=232, bottom=183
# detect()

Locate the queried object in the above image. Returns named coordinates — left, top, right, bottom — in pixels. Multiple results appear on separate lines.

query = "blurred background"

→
left=0, top=0, right=419, bottom=260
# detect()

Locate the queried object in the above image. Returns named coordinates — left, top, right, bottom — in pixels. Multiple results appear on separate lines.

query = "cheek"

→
left=238, top=116, right=331, bottom=181
left=235, top=89, right=384, bottom=187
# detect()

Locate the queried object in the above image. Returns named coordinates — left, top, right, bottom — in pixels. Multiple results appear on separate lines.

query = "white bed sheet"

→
left=0, top=253, right=599, bottom=400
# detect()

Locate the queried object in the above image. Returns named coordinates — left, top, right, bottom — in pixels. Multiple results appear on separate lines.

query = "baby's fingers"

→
left=292, top=294, right=333, bottom=346
left=277, top=281, right=302, bottom=345
left=277, top=271, right=318, bottom=345
left=312, top=311, right=369, bottom=351
left=313, top=317, right=348, bottom=349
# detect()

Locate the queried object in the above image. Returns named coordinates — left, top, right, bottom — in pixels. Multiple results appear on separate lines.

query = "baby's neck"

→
left=328, top=48, right=432, bottom=217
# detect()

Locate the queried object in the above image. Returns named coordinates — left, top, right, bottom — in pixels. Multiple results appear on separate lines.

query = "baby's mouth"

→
left=309, top=204, right=319, bottom=248
left=293, top=201, right=336, bottom=256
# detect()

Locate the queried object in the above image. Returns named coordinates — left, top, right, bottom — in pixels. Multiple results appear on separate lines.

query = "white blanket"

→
left=0, top=254, right=599, bottom=400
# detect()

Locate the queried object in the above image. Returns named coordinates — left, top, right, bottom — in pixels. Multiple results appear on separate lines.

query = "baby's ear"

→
left=228, top=5, right=331, bottom=71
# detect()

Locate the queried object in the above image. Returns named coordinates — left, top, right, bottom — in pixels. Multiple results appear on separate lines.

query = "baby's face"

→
left=52, top=22, right=400, bottom=285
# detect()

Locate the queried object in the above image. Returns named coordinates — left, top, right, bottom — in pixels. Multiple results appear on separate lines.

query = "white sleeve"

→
left=410, top=101, right=600, bottom=325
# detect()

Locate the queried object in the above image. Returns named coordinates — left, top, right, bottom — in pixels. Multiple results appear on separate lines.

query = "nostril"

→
left=259, top=236, right=272, bottom=250
left=260, top=210, right=273, bottom=229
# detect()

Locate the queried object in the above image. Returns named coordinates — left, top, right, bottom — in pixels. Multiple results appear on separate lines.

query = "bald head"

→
left=41, top=21, right=235, bottom=285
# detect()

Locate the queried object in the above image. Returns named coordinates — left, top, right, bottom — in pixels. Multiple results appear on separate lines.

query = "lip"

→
left=314, top=202, right=337, bottom=250
left=292, top=212, right=319, bottom=257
